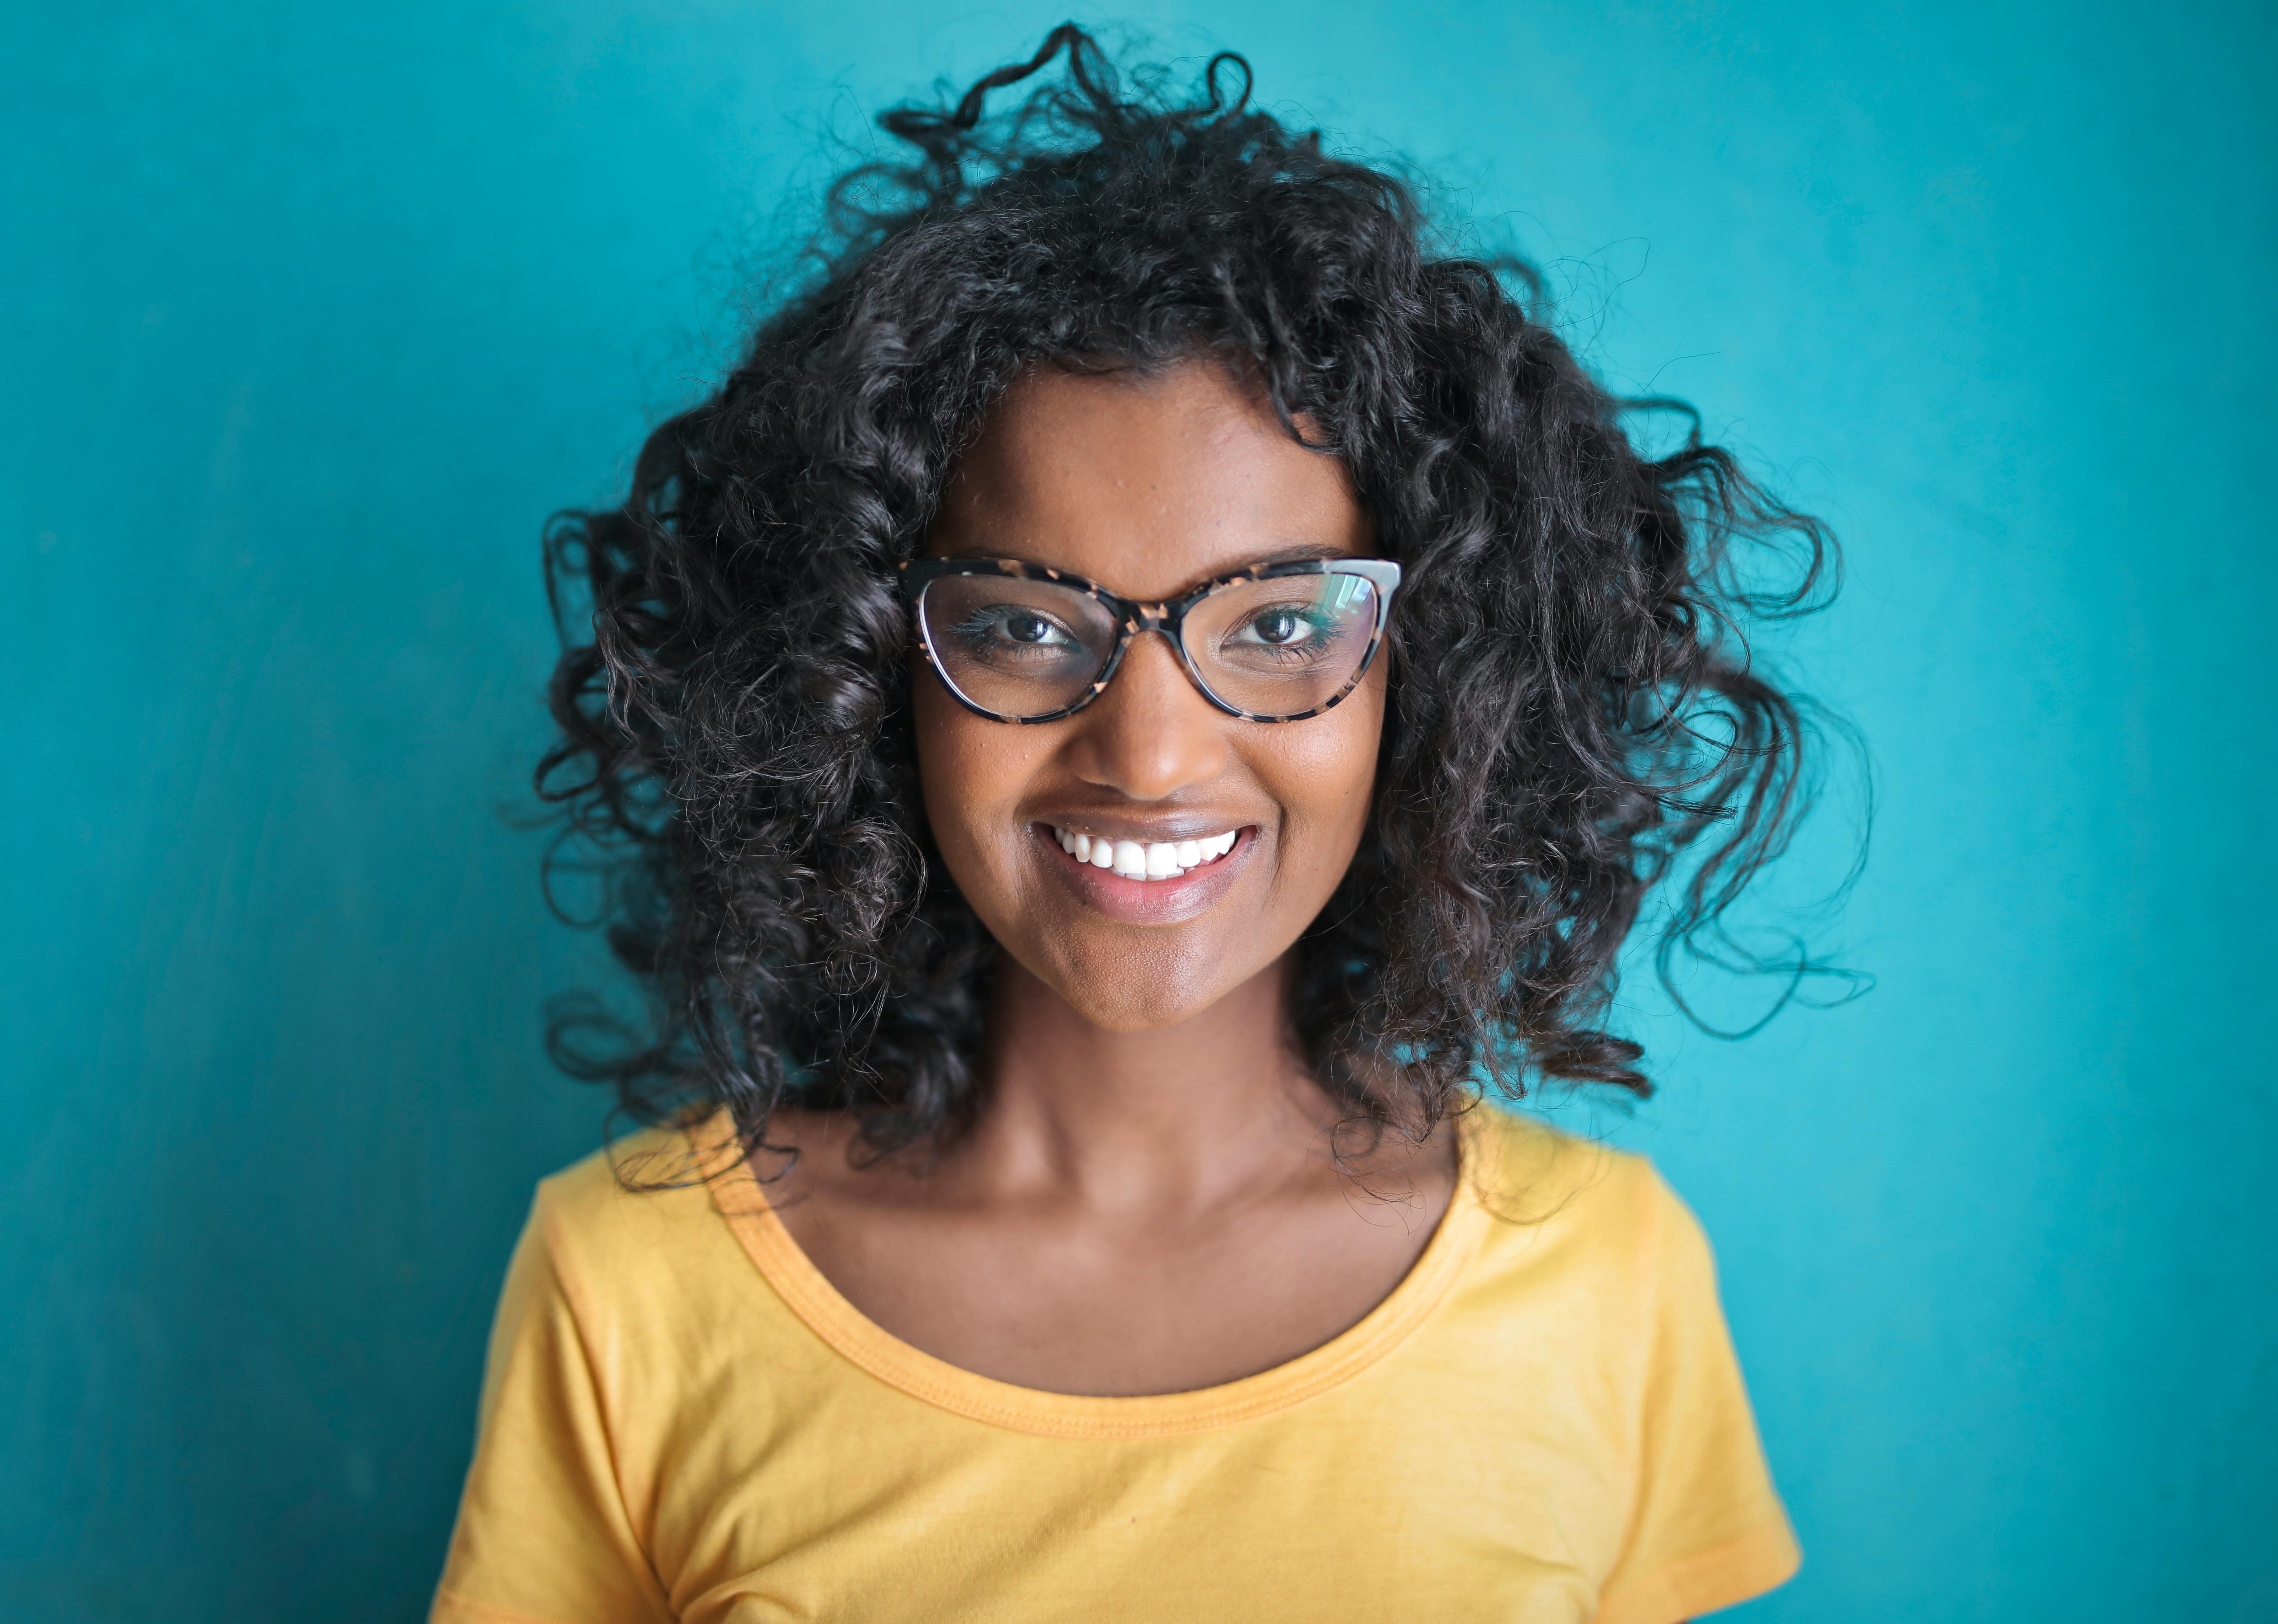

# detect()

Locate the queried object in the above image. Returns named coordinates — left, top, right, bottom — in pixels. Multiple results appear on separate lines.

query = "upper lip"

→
left=1034, top=816, right=1256, bottom=844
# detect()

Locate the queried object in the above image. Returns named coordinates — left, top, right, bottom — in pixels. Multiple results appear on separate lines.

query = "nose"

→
left=1065, top=629, right=1229, bottom=801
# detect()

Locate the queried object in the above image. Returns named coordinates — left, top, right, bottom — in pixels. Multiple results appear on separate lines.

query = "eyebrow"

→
left=1244, top=542, right=1356, bottom=564
left=935, top=540, right=1359, bottom=570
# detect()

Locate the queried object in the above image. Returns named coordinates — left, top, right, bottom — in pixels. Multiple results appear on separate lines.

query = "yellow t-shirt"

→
left=432, top=1105, right=1798, bottom=1624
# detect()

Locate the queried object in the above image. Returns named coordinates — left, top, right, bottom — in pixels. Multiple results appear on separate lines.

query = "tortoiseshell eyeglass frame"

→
left=897, top=556, right=1405, bottom=725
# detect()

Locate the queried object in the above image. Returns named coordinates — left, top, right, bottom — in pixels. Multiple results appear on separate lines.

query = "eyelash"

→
left=950, top=608, right=1079, bottom=645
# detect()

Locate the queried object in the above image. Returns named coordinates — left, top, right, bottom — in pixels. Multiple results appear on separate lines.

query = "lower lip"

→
left=1034, top=825, right=1254, bottom=924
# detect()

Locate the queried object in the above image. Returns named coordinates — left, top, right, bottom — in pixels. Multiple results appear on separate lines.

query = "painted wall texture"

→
left=5, top=2, right=2272, bottom=1618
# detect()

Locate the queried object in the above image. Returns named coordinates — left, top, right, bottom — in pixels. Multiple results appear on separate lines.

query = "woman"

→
left=435, top=28, right=1830, bottom=1623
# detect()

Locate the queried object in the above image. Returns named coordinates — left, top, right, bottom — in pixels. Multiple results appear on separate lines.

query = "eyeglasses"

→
left=898, top=556, right=1403, bottom=724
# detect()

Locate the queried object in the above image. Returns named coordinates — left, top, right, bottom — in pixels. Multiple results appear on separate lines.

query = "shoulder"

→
left=1464, top=1101, right=1668, bottom=1220
left=532, top=1118, right=720, bottom=1218
left=520, top=1116, right=750, bottom=1309
left=1460, top=1102, right=1715, bottom=1303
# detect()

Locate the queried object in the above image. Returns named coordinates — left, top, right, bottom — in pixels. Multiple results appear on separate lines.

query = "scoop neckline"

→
left=693, top=1108, right=1496, bottom=1439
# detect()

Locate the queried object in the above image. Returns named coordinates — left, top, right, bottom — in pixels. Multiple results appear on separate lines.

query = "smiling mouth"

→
left=1047, top=825, right=1242, bottom=882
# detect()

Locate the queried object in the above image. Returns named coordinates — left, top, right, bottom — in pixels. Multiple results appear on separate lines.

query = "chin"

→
left=1066, top=995, right=1218, bottom=1034
left=1041, top=943, right=1244, bottom=1033
left=1058, top=979, right=1228, bottom=1033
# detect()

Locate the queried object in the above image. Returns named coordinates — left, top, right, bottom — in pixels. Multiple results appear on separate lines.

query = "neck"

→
left=961, top=953, right=1333, bottom=1212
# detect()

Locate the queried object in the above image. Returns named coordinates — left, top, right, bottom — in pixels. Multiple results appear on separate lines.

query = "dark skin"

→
left=760, top=359, right=1457, bottom=1398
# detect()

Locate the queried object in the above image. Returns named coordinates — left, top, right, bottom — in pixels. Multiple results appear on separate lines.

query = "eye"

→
left=1210, top=593, right=1349, bottom=676
left=948, top=603, right=1088, bottom=657
left=1229, top=604, right=1327, bottom=651
left=1247, top=608, right=1308, bottom=646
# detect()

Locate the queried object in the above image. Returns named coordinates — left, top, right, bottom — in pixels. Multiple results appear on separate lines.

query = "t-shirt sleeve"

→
left=431, top=1191, right=676, bottom=1624
left=1589, top=1167, right=1801, bottom=1624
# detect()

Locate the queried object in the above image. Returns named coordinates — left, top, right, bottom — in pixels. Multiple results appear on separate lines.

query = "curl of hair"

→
left=538, top=26, right=1846, bottom=1163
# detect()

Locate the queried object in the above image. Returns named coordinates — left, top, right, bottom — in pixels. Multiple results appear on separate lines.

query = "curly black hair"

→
left=538, top=25, right=1842, bottom=1161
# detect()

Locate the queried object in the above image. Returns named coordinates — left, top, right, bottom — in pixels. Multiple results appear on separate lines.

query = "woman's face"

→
left=915, top=359, right=1386, bottom=1032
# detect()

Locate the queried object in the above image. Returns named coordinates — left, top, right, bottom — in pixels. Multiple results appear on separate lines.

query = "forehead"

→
left=928, top=359, right=1370, bottom=598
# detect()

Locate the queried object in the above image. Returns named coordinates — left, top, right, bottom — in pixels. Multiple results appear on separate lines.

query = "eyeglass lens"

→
left=917, top=571, right=1382, bottom=720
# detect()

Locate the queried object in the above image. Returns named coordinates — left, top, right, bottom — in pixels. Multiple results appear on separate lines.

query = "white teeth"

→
left=1050, top=826, right=1243, bottom=881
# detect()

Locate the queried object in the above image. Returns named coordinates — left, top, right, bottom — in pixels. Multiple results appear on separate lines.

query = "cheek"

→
left=1270, top=679, right=1385, bottom=853
left=912, top=675, right=1040, bottom=893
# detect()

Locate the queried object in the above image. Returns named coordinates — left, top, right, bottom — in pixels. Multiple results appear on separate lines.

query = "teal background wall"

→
left=6, top=1, right=2273, bottom=1618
